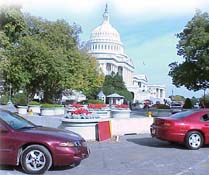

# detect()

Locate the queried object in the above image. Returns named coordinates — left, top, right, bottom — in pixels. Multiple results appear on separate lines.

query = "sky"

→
left=1, top=0, right=209, bottom=98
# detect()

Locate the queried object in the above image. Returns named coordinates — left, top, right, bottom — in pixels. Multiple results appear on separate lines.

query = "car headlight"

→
left=82, top=141, right=87, bottom=147
left=59, top=141, right=75, bottom=147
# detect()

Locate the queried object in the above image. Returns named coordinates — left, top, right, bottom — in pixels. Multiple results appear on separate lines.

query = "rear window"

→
left=170, top=110, right=197, bottom=119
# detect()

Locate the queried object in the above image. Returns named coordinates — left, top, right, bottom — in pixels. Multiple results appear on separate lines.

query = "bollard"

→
left=29, top=109, right=33, bottom=116
left=109, top=120, right=112, bottom=137
left=114, top=135, right=120, bottom=142
left=147, top=111, right=152, bottom=118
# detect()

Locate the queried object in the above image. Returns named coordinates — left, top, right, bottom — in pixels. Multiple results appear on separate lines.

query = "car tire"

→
left=20, top=144, right=52, bottom=174
left=185, top=131, right=204, bottom=150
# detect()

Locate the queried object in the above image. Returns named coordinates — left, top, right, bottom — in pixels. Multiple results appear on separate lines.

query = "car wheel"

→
left=20, top=145, right=52, bottom=174
left=185, top=131, right=203, bottom=150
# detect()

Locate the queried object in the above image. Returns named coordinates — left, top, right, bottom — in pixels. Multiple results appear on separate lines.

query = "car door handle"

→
left=205, top=124, right=209, bottom=126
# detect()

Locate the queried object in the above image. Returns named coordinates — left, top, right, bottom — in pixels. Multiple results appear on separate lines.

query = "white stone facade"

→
left=87, top=5, right=134, bottom=88
left=87, top=5, right=166, bottom=103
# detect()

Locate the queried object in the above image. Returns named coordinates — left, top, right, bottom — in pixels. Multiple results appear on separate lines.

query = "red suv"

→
left=0, top=109, right=89, bottom=174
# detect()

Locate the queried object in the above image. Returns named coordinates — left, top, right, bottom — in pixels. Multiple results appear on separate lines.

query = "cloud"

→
left=1, top=0, right=209, bottom=23
left=2, top=0, right=208, bottom=15
left=112, top=0, right=209, bottom=21
left=0, top=0, right=105, bottom=14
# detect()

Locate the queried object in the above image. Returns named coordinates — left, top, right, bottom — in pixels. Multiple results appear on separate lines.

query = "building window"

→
left=138, top=82, right=142, bottom=88
left=105, top=45, right=107, bottom=50
left=101, top=45, right=103, bottom=49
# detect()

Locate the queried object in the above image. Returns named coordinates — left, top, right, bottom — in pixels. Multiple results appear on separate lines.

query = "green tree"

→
left=169, top=95, right=185, bottom=102
left=183, top=98, right=193, bottom=109
left=0, top=5, right=27, bottom=44
left=169, top=10, right=209, bottom=92
left=191, top=96, right=199, bottom=106
left=0, top=6, right=104, bottom=103
left=102, top=73, right=133, bottom=102
left=200, top=93, right=209, bottom=108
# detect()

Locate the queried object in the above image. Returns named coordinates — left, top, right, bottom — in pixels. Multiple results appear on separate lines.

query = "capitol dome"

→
left=90, top=13, right=121, bottom=43
left=88, top=5, right=124, bottom=54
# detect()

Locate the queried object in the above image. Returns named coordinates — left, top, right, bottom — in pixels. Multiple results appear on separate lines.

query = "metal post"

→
left=203, top=88, right=206, bottom=108
left=7, top=84, right=12, bottom=104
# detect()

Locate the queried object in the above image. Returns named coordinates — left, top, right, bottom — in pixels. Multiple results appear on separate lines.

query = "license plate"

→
left=151, top=128, right=156, bottom=135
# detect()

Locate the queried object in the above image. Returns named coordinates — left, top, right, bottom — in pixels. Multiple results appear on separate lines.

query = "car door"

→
left=200, top=113, right=209, bottom=144
left=0, top=120, right=17, bottom=165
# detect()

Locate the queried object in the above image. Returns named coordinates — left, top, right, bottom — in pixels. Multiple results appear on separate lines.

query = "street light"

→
left=7, top=83, right=12, bottom=104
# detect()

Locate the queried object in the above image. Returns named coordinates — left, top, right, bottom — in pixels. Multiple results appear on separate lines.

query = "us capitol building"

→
left=86, top=5, right=166, bottom=103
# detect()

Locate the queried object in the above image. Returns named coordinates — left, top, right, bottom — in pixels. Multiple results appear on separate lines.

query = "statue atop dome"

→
left=103, top=3, right=109, bottom=23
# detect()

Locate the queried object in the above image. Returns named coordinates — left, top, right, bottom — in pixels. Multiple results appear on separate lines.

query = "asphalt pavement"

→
left=1, top=134, right=209, bottom=175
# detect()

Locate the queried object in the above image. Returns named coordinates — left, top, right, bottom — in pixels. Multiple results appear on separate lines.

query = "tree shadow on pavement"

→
left=127, top=137, right=186, bottom=149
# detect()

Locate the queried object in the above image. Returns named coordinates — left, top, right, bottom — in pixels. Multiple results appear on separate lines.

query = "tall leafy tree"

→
left=0, top=6, right=104, bottom=103
left=0, top=5, right=27, bottom=44
left=169, top=10, right=209, bottom=91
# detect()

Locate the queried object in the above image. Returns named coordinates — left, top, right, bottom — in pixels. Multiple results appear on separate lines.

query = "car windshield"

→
left=169, top=110, right=197, bottom=119
left=0, top=111, right=36, bottom=130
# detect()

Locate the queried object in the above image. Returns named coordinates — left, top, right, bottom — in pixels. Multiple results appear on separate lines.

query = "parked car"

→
left=0, top=109, right=89, bottom=174
left=170, top=102, right=183, bottom=114
left=150, top=109, right=209, bottom=150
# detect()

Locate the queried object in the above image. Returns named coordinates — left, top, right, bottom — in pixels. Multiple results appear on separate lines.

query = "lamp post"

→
left=7, top=83, right=12, bottom=104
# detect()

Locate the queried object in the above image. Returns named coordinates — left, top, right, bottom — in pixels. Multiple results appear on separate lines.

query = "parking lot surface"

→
left=1, top=134, right=209, bottom=175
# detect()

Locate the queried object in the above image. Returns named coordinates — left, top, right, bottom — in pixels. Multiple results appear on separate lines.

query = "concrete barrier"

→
left=110, top=117, right=153, bottom=136
left=23, top=115, right=153, bottom=141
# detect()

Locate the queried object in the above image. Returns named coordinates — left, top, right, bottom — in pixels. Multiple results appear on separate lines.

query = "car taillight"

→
left=164, top=122, right=172, bottom=127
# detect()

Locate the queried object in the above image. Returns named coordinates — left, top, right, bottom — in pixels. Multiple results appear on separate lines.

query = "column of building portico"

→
left=160, top=89, right=165, bottom=99
left=123, top=68, right=127, bottom=86
left=156, top=88, right=159, bottom=98
left=112, top=64, right=117, bottom=74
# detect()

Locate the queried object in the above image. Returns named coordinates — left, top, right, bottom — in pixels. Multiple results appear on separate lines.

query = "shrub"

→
left=41, top=103, right=63, bottom=108
left=200, top=94, right=209, bottom=108
left=205, top=102, right=209, bottom=108
left=28, top=101, right=40, bottom=105
left=153, top=104, right=170, bottom=109
left=0, top=94, right=9, bottom=105
left=183, top=98, right=193, bottom=109
left=87, top=99, right=104, bottom=104
left=13, top=93, right=27, bottom=106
